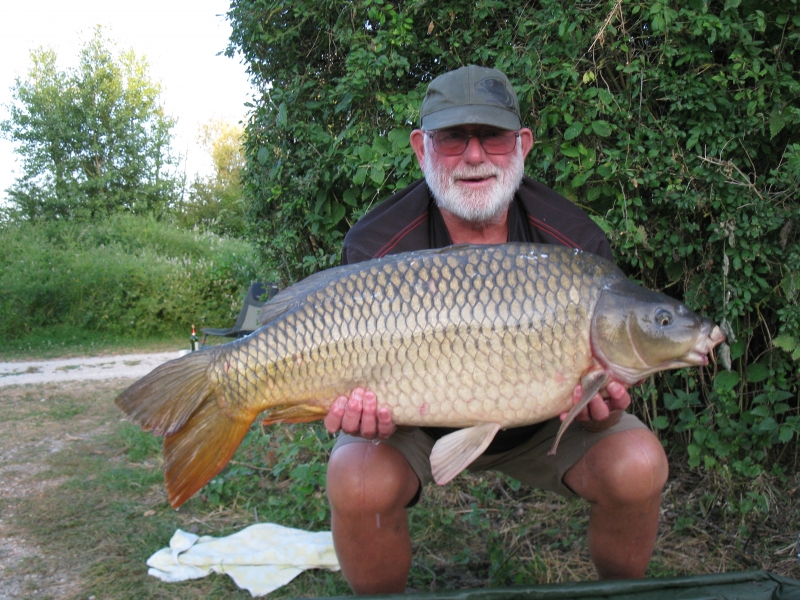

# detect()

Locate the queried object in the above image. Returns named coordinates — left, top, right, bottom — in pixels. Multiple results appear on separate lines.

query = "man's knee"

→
left=327, top=442, right=419, bottom=514
left=567, top=428, right=668, bottom=505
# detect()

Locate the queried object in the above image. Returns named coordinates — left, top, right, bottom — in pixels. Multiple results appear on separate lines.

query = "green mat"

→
left=327, top=571, right=800, bottom=600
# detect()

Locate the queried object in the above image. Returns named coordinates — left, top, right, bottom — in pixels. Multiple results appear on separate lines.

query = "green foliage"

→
left=176, top=119, right=249, bottom=238
left=1, top=27, right=182, bottom=221
left=0, top=213, right=265, bottom=339
left=198, top=424, right=333, bottom=530
left=228, top=0, right=800, bottom=482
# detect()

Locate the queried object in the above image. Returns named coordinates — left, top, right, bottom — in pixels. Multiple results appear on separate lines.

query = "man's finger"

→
left=587, top=393, right=610, bottom=421
left=359, top=391, right=378, bottom=438
left=605, top=381, right=632, bottom=411
left=340, top=392, right=364, bottom=434
left=324, top=395, right=347, bottom=434
left=376, top=406, right=395, bottom=438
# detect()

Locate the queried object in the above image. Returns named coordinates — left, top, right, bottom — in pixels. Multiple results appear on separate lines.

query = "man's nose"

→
left=462, top=135, right=486, bottom=162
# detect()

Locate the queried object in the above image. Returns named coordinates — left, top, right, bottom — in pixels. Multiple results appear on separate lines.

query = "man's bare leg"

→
left=327, top=442, right=419, bottom=594
left=563, top=427, right=669, bottom=579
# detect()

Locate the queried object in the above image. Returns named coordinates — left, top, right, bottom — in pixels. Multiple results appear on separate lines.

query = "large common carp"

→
left=116, top=243, right=724, bottom=508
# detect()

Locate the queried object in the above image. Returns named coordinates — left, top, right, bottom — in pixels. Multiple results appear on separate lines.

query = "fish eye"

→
left=655, top=308, right=673, bottom=327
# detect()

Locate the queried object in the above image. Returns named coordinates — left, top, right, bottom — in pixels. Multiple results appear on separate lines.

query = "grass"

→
left=1, top=341, right=798, bottom=598
left=0, top=327, right=231, bottom=362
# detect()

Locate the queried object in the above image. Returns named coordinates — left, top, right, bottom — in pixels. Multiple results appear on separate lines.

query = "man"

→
left=323, top=65, right=668, bottom=594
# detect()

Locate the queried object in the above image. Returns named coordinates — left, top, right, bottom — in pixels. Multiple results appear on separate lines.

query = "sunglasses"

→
left=427, top=129, right=519, bottom=156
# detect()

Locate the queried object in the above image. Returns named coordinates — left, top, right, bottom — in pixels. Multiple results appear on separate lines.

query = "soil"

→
left=0, top=352, right=183, bottom=599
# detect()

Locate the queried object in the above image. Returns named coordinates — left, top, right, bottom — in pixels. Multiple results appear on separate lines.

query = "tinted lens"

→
left=430, top=130, right=518, bottom=155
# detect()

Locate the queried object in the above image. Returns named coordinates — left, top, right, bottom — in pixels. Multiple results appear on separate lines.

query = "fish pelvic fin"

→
left=430, top=423, right=502, bottom=485
left=548, top=370, right=609, bottom=456
left=260, top=404, right=329, bottom=426
left=163, top=395, right=256, bottom=508
left=115, top=350, right=215, bottom=436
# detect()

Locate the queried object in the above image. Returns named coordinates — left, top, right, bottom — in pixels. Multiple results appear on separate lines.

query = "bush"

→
left=0, top=213, right=266, bottom=338
left=229, top=0, right=800, bottom=486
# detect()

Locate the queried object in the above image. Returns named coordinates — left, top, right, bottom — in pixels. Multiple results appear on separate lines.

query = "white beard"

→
left=423, top=138, right=525, bottom=224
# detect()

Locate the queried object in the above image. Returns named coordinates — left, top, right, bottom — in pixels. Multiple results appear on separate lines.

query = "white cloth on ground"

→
left=146, top=522, right=340, bottom=597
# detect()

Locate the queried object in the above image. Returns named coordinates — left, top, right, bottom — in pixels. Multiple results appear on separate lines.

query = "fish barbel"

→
left=116, top=243, right=724, bottom=507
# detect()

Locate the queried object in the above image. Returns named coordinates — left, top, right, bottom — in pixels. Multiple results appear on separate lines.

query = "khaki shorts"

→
left=331, top=413, right=647, bottom=501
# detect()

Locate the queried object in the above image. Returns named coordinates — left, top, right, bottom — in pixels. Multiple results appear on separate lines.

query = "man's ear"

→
left=519, top=128, right=534, bottom=158
left=410, top=129, right=426, bottom=169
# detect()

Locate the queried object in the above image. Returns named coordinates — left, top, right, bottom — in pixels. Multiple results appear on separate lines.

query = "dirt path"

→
left=0, top=351, right=189, bottom=387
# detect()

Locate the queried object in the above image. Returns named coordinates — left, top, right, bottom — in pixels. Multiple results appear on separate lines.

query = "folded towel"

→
left=147, top=523, right=340, bottom=596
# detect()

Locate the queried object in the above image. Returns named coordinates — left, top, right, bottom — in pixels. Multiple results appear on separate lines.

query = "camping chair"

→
left=200, top=282, right=280, bottom=345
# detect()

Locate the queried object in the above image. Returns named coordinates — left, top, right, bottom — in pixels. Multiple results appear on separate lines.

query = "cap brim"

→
left=421, top=105, right=520, bottom=130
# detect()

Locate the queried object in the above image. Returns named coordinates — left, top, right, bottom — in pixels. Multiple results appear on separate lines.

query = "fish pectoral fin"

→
left=260, top=404, right=329, bottom=425
left=548, top=369, right=609, bottom=456
left=430, top=423, right=502, bottom=486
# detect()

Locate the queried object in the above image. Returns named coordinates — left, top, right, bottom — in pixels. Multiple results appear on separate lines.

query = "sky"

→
left=0, top=0, right=254, bottom=202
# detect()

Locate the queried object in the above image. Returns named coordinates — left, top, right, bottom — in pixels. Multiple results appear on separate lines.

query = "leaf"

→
left=257, top=147, right=269, bottom=165
left=358, top=145, right=373, bottom=162
left=591, top=120, right=612, bottom=137
left=328, top=202, right=346, bottom=227
left=352, top=166, right=368, bottom=186
left=276, top=102, right=288, bottom=128
left=563, top=122, right=583, bottom=141
left=571, top=170, right=592, bottom=188
left=713, top=370, right=740, bottom=392
left=335, top=92, right=353, bottom=114
left=560, top=145, right=580, bottom=158
left=369, top=165, right=385, bottom=185
left=770, top=108, right=786, bottom=139
left=773, top=333, right=796, bottom=353
left=651, top=416, right=669, bottom=430
left=387, top=128, right=410, bottom=149
left=746, top=362, right=769, bottom=383
left=342, top=188, right=358, bottom=206
left=778, top=425, right=794, bottom=443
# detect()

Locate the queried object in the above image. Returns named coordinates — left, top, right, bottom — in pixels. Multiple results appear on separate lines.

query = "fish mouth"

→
left=683, top=323, right=726, bottom=366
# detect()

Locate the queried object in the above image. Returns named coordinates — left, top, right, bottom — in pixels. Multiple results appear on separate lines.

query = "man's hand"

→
left=324, top=387, right=396, bottom=439
left=564, top=380, right=631, bottom=433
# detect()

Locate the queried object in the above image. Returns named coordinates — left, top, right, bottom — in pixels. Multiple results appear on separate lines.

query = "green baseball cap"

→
left=420, top=65, right=521, bottom=131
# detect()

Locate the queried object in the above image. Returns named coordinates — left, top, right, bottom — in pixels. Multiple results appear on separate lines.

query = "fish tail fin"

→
left=115, top=351, right=216, bottom=436
left=115, top=350, right=258, bottom=508
left=163, top=396, right=256, bottom=507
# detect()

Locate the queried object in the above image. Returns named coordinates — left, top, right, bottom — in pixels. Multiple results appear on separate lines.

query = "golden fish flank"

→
left=115, top=243, right=725, bottom=508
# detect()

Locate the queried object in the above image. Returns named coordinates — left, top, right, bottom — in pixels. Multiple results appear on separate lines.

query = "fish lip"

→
left=681, top=324, right=726, bottom=366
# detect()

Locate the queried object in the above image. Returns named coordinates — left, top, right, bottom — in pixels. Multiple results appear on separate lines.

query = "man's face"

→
left=420, top=126, right=526, bottom=224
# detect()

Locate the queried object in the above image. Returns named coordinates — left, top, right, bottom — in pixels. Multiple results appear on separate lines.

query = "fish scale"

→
left=212, top=244, right=598, bottom=429
left=116, top=243, right=724, bottom=507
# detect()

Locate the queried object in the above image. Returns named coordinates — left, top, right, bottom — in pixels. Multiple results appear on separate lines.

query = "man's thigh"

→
left=331, top=414, right=649, bottom=499
left=469, top=413, right=648, bottom=498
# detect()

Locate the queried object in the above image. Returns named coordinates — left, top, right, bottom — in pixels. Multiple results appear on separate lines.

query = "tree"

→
left=1, top=27, right=182, bottom=221
left=178, top=119, right=248, bottom=238
left=227, top=1, right=800, bottom=479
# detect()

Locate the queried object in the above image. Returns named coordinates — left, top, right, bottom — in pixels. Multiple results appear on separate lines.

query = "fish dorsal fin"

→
left=430, top=423, right=502, bottom=485
left=256, top=264, right=363, bottom=326
left=257, top=245, right=486, bottom=326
